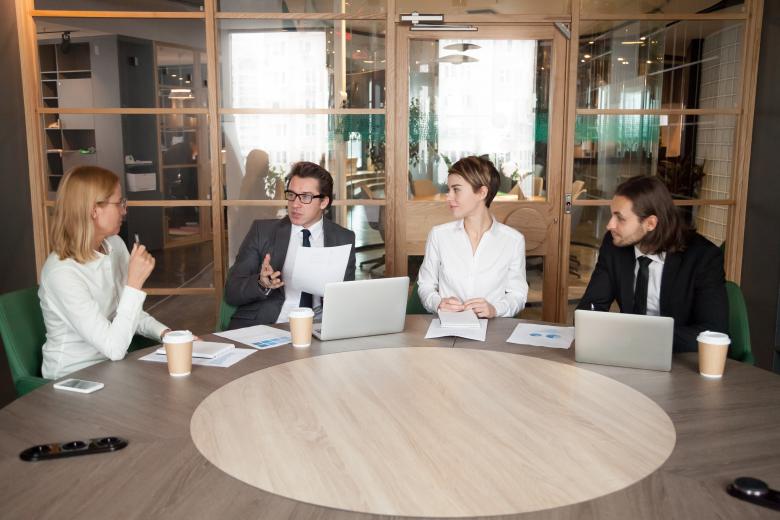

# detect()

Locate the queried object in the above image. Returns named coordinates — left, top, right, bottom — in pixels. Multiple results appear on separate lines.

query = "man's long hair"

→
left=615, top=176, right=691, bottom=254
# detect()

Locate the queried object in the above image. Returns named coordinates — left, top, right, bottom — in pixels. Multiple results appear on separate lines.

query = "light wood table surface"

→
left=1, top=315, right=780, bottom=519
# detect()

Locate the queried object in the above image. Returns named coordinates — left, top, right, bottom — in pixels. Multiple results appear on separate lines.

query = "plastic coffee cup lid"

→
left=289, top=307, right=314, bottom=319
left=697, top=330, right=730, bottom=345
left=163, top=330, right=194, bottom=344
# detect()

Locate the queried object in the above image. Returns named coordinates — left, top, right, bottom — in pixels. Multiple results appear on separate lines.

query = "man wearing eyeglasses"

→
left=224, top=161, right=356, bottom=328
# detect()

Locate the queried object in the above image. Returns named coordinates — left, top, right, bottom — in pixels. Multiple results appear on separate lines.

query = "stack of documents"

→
left=426, top=310, right=488, bottom=342
left=438, top=310, right=481, bottom=329
left=155, top=341, right=235, bottom=359
left=140, top=342, right=256, bottom=368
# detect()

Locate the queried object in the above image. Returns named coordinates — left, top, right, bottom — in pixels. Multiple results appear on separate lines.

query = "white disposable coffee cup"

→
left=697, top=331, right=731, bottom=378
left=289, top=307, right=315, bottom=347
left=163, top=330, right=194, bottom=376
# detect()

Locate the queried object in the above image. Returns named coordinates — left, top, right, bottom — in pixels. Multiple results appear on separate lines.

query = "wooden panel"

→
left=39, top=107, right=208, bottom=114
left=726, top=0, right=765, bottom=283
left=576, top=108, right=742, bottom=116
left=580, top=12, right=748, bottom=21
left=220, top=108, right=385, bottom=115
left=205, top=0, right=224, bottom=315
left=16, top=0, right=48, bottom=275
left=405, top=202, right=555, bottom=256
left=191, top=348, right=675, bottom=517
left=30, top=10, right=205, bottom=18
left=215, top=12, right=386, bottom=20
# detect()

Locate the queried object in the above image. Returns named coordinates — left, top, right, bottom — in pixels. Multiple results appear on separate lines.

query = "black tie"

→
left=633, top=256, right=652, bottom=315
left=299, top=229, right=313, bottom=309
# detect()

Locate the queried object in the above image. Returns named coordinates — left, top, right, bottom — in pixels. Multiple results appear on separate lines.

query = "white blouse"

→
left=417, top=219, right=528, bottom=317
left=40, top=235, right=168, bottom=380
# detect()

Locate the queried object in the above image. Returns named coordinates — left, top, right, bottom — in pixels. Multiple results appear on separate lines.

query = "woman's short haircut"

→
left=448, top=156, right=501, bottom=207
left=50, top=166, right=119, bottom=263
left=285, top=161, right=334, bottom=208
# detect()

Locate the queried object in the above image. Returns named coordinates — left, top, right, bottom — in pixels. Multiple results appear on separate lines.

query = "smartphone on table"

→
left=53, top=379, right=104, bottom=394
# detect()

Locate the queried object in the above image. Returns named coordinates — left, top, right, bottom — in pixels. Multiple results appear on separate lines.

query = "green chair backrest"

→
left=406, top=281, right=430, bottom=315
left=218, top=299, right=237, bottom=332
left=0, top=287, right=48, bottom=393
left=725, top=281, right=755, bottom=365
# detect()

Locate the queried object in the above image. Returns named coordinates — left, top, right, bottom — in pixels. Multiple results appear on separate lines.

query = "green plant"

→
left=408, top=97, right=439, bottom=170
left=657, top=156, right=705, bottom=198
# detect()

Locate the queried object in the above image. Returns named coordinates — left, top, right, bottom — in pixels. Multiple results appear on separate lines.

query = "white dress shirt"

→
left=633, top=246, right=665, bottom=316
left=276, top=218, right=325, bottom=323
left=417, top=219, right=528, bottom=317
left=40, top=235, right=168, bottom=380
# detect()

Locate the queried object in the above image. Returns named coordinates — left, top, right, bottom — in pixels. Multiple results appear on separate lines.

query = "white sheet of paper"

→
left=214, top=324, right=291, bottom=349
left=506, top=323, right=575, bottom=349
left=139, top=348, right=256, bottom=368
left=155, top=341, right=235, bottom=359
left=290, top=244, right=352, bottom=296
left=425, top=318, right=488, bottom=342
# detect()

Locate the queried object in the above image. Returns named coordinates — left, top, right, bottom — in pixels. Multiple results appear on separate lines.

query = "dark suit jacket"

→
left=577, top=232, right=728, bottom=352
left=224, top=217, right=356, bottom=328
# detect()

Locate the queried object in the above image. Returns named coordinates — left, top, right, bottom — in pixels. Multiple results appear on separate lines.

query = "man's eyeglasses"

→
left=99, top=197, right=128, bottom=209
left=284, top=190, right=325, bottom=204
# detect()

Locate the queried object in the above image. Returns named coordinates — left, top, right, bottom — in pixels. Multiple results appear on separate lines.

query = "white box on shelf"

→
left=126, top=172, right=157, bottom=192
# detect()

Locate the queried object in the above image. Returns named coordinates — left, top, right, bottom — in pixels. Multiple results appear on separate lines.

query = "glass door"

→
left=395, top=25, right=568, bottom=322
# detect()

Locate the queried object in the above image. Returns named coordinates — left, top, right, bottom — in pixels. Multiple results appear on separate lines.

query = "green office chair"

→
left=725, top=281, right=755, bottom=365
left=0, top=287, right=50, bottom=396
left=218, top=299, right=237, bottom=332
left=406, top=281, right=431, bottom=315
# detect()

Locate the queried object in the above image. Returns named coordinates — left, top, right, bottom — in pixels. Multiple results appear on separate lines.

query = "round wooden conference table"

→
left=1, top=315, right=779, bottom=519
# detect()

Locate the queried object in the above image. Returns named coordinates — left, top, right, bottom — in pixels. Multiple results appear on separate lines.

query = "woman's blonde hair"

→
left=50, top=166, right=119, bottom=263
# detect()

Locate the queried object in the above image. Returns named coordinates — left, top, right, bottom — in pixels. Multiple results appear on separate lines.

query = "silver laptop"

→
left=574, top=309, right=674, bottom=371
left=312, top=277, right=409, bottom=341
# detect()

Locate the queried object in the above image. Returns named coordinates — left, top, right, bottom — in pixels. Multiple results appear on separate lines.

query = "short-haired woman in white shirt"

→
left=40, top=166, right=170, bottom=379
left=417, top=156, right=528, bottom=318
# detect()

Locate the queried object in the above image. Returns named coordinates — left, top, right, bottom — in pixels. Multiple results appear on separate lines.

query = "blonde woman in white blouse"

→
left=40, top=166, right=170, bottom=379
left=417, top=156, right=528, bottom=318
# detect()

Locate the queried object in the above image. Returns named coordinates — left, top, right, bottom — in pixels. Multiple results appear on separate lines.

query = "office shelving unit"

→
left=38, top=41, right=96, bottom=194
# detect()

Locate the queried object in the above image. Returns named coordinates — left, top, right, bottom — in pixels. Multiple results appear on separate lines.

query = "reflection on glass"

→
left=578, top=20, right=743, bottom=110
left=408, top=39, right=552, bottom=201
left=121, top=207, right=212, bottom=287
left=397, top=0, right=570, bottom=15
left=222, top=114, right=385, bottom=199
left=581, top=0, right=744, bottom=14
left=35, top=0, right=204, bottom=10
left=567, top=204, right=729, bottom=323
left=36, top=18, right=207, bottom=108
left=157, top=45, right=207, bottom=109
left=219, top=0, right=385, bottom=14
left=692, top=205, right=728, bottom=247
left=222, top=114, right=385, bottom=263
left=41, top=114, right=210, bottom=202
left=145, top=294, right=216, bottom=337
left=519, top=256, right=543, bottom=321
left=573, top=114, right=735, bottom=200
left=219, top=20, right=385, bottom=109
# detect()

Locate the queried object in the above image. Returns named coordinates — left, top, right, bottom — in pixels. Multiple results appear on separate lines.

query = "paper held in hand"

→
left=290, top=244, right=352, bottom=296
left=438, top=310, right=480, bottom=329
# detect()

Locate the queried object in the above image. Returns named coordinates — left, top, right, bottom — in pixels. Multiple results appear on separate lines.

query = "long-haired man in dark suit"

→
left=225, top=161, right=356, bottom=329
left=577, top=176, right=728, bottom=352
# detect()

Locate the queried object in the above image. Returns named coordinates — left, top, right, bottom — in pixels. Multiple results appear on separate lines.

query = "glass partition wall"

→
left=17, top=0, right=763, bottom=330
